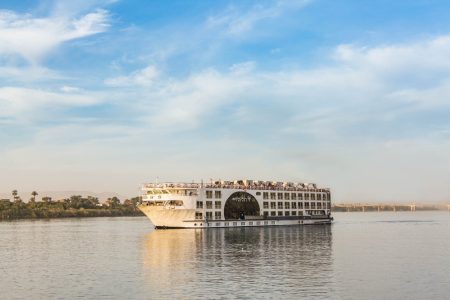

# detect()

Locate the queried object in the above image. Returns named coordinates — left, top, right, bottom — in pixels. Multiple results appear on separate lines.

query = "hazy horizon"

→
left=1, top=1, right=450, bottom=203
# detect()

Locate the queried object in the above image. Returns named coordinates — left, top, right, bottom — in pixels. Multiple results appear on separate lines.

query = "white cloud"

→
left=206, top=0, right=311, bottom=37
left=0, top=8, right=109, bottom=64
left=229, top=61, right=256, bottom=74
left=0, top=87, right=102, bottom=123
left=60, top=85, right=81, bottom=93
left=104, top=65, right=159, bottom=87
left=334, top=36, right=450, bottom=78
left=144, top=69, right=254, bottom=129
left=0, top=65, right=62, bottom=82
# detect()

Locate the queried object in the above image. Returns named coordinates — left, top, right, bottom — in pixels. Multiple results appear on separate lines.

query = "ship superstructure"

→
left=138, top=180, right=332, bottom=228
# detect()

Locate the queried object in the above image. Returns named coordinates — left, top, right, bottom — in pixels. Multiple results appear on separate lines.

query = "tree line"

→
left=0, top=190, right=144, bottom=220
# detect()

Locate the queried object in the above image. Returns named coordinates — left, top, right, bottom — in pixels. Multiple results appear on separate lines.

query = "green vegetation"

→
left=0, top=192, right=143, bottom=221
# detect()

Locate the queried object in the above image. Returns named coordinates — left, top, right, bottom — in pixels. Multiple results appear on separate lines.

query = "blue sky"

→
left=1, top=0, right=450, bottom=202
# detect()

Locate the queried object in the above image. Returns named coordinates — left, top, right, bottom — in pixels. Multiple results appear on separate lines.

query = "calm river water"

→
left=1, top=212, right=450, bottom=299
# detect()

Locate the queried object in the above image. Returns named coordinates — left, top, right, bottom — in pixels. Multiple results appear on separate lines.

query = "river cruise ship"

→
left=138, top=180, right=333, bottom=228
left=139, top=180, right=332, bottom=229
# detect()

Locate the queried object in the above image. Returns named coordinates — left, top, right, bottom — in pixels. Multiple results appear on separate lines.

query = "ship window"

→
left=271, top=211, right=276, bottom=216
left=216, top=222, right=220, bottom=226
left=206, top=191, right=213, bottom=198
left=224, top=222, right=229, bottom=226
left=284, top=193, right=290, bottom=200
left=292, top=202, right=297, bottom=209
left=285, top=202, right=290, bottom=209
left=277, top=202, right=283, bottom=209
left=305, top=193, right=310, bottom=200
left=233, top=222, right=237, bottom=226
left=270, top=193, right=276, bottom=200
left=249, top=221, right=253, bottom=225
left=263, top=211, right=269, bottom=217
left=292, top=193, right=297, bottom=200
left=298, top=202, right=303, bottom=209
left=271, top=221, right=276, bottom=225
left=215, top=201, right=221, bottom=209
left=278, top=211, right=283, bottom=216
left=317, top=194, right=322, bottom=200
left=195, top=212, right=203, bottom=220
left=206, top=201, right=212, bottom=209
left=146, top=190, right=154, bottom=195
left=317, top=203, right=322, bottom=209
left=215, top=211, right=222, bottom=220
left=285, top=211, right=290, bottom=216
left=311, top=202, right=316, bottom=209
left=298, top=193, right=303, bottom=200
left=270, top=202, right=276, bottom=209
left=311, top=194, right=316, bottom=200
left=305, top=202, right=310, bottom=209
left=206, top=211, right=213, bottom=219
left=256, top=192, right=261, bottom=196
left=264, top=221, right=269, bottom=225
left=263, top=192, right=269, bottom=199
left=196, top=201, right=203, bottom=209
left=292, top=211, right=297, bottom=216
left=263, top=202, right=269, bottom=209
left=215, top=191, right=221, bottom=198
left=241, top=222, right=245, bottom=226
left=277, top=193, right=283, bottom=200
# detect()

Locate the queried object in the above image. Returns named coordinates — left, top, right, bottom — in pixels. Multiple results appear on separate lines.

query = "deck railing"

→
left=143, top=182, right=330, bottom=192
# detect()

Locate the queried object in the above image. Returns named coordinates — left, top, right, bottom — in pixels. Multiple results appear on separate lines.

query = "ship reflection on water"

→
left=142, top=226, right=334, bottom=299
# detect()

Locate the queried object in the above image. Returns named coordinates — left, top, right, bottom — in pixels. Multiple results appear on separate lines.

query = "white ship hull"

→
left=138, top=205, right=332, bottom=229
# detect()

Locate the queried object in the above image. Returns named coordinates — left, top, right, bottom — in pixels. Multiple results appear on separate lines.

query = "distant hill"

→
left=0, top=191, right=130, bottom=203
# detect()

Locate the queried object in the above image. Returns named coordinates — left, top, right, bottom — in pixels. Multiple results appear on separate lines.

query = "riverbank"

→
left=0, top=195, right=144, bottom=221
left=0, top=207, right=144, bottom=221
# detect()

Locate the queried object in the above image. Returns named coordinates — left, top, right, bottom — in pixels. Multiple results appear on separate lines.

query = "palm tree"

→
left=12, top=190, right=18, bottom=202
left=31, top=191, right=38, bottom=202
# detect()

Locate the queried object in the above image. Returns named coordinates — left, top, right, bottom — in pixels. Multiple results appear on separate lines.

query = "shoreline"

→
left=0, top=208, right=144, bottom=221
left=0, top=195, right=144, bottom=221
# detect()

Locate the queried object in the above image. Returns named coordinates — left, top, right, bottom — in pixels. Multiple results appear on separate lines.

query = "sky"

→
left=1, top=0, right=450, bottom=203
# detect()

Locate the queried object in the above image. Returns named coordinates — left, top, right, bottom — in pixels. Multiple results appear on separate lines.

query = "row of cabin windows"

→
left=265, top=211, right=300, bottom=217
left=263, top=192, right=330, bottom=201
left=263, top=201, right=330, bottom=210
left=196, top=201, right=221, bottom=209
left=205, top=190, right=330, bottom=201
left=205, top=191, right=222, bottom=199
left=194, top=221, right=277, bottom=227
left=195, top=210, right=327, bottom=220
left=197, top=200, right=329, bottom=210
left=195, top=212, right=222, bottom=220
left=263, top=210, right=326, bottom=217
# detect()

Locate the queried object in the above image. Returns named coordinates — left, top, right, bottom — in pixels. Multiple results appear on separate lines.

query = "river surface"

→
left=1, top=212, right=450, bottom=299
